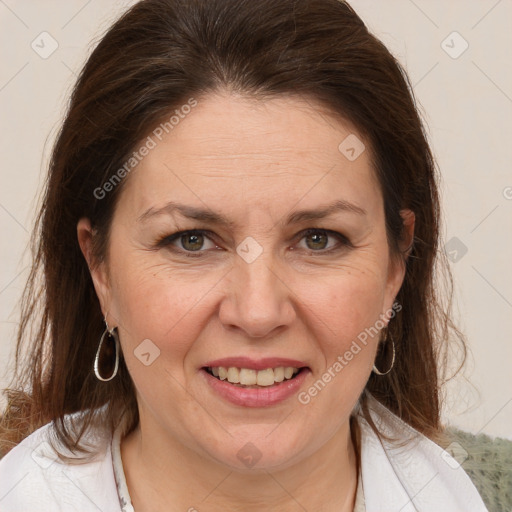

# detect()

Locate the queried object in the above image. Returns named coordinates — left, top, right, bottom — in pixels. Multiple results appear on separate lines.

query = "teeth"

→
left=208, top=366, right=301, bottom=386
left=273, top=366, right=285, bottom=382
left=227, top=367, right=240, bottom=383
left=256, top=368, right=274, bottom=386
left=239, top=368, right=257, bottom=385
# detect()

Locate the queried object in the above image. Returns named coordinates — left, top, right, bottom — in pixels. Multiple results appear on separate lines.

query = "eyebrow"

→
left=137, top=199, right=367, bottom=227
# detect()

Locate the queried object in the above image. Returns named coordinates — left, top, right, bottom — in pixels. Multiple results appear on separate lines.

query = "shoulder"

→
left=356, top=395, right=489, bottom=512
left=0, top=414, right=121, bottom=512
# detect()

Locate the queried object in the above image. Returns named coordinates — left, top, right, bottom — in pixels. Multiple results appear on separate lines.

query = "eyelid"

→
left=156, top=229, right=220, bottom=251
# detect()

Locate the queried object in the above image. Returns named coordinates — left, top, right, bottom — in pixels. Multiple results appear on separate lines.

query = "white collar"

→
left=358, top=395, right=488, bottom=511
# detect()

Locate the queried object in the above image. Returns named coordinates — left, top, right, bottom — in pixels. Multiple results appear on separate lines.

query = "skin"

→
left=78, top=91, right=414, bottom=512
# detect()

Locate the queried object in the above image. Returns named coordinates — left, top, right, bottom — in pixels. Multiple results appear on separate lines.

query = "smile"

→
left=200, top=366, right=310, bottom=407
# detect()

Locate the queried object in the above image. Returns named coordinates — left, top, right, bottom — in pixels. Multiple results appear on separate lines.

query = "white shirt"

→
left=0, top=396, right=487, bottom=511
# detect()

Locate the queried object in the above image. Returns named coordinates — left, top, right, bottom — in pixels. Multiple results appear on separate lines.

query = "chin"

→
left=203, top=430, right=311, bottom=473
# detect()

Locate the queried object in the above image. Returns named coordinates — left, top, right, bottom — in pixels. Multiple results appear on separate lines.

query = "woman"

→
left=0, top=0, right=488, bottom=510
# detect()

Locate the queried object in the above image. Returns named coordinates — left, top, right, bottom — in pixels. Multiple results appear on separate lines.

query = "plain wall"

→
left=1, top=0, right=511, bottom=440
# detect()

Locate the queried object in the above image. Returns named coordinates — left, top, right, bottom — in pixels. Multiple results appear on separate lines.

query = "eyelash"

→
left=155, top=228, right=352, bottom=258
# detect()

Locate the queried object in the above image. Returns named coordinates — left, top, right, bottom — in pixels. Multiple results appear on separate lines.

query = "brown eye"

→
left=157, top=229, right=219, bottom=256
left=297, top=229, right=351, bottom=253
left=181, top=232, right=204, bottom=251
left=305, top=231, right=329, bottom=250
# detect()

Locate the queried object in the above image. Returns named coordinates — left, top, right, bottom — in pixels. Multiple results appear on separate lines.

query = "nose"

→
left=218, top=251, right=296, bottom=339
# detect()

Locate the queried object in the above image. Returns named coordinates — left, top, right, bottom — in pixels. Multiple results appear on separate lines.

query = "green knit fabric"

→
left=447, top=428, right=512, bottom=511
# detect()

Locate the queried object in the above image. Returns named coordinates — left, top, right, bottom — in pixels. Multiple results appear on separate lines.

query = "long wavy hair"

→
left=0, top=0, right=465, bottom=457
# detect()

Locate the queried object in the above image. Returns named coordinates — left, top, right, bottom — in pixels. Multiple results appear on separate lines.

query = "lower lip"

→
left=200, top=368, right=310, bottom=407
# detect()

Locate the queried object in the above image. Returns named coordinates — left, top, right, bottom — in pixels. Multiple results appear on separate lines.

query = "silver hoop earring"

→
left=372, top=335, right=395, bottom=376
left=94, top=317, right=120, bottom=382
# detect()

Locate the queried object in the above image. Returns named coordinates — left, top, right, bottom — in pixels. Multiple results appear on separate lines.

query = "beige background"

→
left=1, top=0, right=511, bottom=440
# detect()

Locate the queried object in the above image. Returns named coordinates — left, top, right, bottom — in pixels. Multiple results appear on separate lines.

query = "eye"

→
left=296, top=228, right=350, bottom=253
left=157, top=229, right=219, bottom=255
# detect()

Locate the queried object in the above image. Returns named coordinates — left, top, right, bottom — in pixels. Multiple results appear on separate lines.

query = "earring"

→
left=94, top=316, right=120, bottom=382
left=372, top=333, right=395, bottom=376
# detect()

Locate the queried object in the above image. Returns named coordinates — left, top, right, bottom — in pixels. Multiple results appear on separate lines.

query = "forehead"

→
left=118, top=92, right=381, bottom=221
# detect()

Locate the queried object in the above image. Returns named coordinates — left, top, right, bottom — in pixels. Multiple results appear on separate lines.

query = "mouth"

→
left=199, top=356, right=311, bottom=407
left=200, top=364, right=311, bottom=407
left=202, top=365, right=308, bottom=389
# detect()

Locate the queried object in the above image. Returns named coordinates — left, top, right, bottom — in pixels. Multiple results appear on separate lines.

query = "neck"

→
left=121, top=417, right=358, bottom=512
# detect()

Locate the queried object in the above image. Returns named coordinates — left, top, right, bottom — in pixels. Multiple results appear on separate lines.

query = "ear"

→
left=398, top=208, right=415, bottom=259
left=384, top=208, right=415, bottom=312
left=77, top=217, right=112, bottom=317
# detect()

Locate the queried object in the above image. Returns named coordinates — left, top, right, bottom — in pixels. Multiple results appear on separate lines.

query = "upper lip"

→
left=202, top=357, right=309, bottom=371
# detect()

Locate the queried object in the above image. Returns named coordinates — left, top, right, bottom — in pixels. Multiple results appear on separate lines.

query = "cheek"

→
left=293, top=263, right=388, bottom=410
left=291, top=271, right=385, bottom=429
left=299, top=262, right=387, bottom=340
left=108, top=253, right=222, bottom=365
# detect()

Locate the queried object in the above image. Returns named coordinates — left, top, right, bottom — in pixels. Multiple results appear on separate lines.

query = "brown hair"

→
left=0, top=0, right=464, bottom=457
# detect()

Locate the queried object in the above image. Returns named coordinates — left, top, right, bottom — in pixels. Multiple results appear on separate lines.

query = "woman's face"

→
left=81, top=91, right=412, bottom=471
